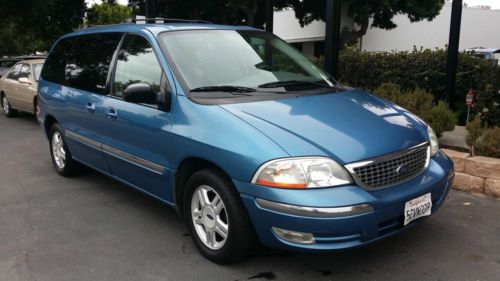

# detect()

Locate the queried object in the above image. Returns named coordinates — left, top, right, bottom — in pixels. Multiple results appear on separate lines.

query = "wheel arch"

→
left=43, top=115, right=58, bottom=139
left=174, top=157, right=233, bottom=216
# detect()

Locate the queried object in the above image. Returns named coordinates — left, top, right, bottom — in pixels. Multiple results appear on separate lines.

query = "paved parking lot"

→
left=1, top=112, right=500, bottom=281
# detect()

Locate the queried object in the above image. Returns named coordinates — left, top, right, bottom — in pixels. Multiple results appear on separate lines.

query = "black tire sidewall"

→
left=183, top=168, right=255, bottom=264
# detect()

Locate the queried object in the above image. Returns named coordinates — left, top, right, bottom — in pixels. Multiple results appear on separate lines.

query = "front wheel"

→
left=1, top=95, right=18, bottom=117
left=49, top=124, right=80, bottom=177
left=184, top=168, right=256, bottom=264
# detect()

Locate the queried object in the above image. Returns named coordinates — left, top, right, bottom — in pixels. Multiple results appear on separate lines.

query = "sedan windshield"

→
left=159, top=30, right=335, bottom=95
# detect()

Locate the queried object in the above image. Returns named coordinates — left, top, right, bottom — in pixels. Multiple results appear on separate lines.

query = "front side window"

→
left=41, top=33, right=122, bottom=94
left=159, top=30, right=334, bottom=97
left=19, top=64, right=31, bottom=79
left=112, top=35, right=162, bottom=98
left=7, top=64, right=22, bottom=80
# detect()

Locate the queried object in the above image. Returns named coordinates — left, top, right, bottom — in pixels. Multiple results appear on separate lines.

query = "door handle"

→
left=85, top=103, right=95, bottom=112
left=106, top=108, right=118, bottom=120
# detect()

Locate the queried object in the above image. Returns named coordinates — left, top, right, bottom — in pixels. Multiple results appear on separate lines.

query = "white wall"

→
left=273, top=8, right=354, bottom=43
left=362, top=4, right=500, bottom=52
left=273, top=4, right=500, bottom=53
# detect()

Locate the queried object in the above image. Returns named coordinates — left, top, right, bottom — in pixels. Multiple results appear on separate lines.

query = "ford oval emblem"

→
left=395, top=164, right=410, bottom=176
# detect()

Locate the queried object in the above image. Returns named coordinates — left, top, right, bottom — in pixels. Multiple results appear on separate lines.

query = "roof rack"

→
left=123, top=18, right=213, bottom=24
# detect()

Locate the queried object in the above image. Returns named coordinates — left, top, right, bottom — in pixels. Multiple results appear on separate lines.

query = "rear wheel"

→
left=1, top=94, right=18, bottom=117
left=49, top=123, right=80, bottom=177
left=184, top=168, right=256, bottom=264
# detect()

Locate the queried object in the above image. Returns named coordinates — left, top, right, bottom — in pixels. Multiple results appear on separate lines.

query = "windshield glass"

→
left=33, top=64, right=43, bottom=81
left=159, top=30, right=334, bottom=93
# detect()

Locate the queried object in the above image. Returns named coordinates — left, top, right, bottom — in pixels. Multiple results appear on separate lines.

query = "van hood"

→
left=220, top=89, right=429, bottom=164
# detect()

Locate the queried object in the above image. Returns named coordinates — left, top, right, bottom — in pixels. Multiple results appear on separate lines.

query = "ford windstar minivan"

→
left=38, top=19, right=454, bottom=264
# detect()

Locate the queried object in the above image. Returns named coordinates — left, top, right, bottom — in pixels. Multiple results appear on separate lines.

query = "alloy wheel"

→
left=51, top=132, right=66, bottom=169
left=2, top=97, right=9, bottom=114
left=191, top=185, right=229, bottom=250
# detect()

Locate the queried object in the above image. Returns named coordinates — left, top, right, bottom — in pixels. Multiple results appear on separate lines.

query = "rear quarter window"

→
left=41, top=33, right=123, bottom=95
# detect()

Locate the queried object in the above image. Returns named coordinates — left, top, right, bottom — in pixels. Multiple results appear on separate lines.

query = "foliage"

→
left=128, top=0, right=268, bottom=27
left=274, top=0, right=445, bottom=44
left=373, top=83, right=456, bottom=137
left=466, top=116, right=484, bottom=148
left=0, top=0, right=86, bottom=55
left=317, top=48, right=500, bottom=126
left=474, top=127, right=500, bottom=158
left=86, top=3, right=134, bottom=26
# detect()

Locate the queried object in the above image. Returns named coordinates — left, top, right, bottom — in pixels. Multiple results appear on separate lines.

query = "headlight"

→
left=252, top=157, right=353, bottom=189
left=427, top=126, right=439, bottom=157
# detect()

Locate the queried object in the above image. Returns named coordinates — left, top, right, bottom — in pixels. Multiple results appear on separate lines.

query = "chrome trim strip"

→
left=65, top=130, right=101, bottom=150
left=344, top=142, right=431, bottom=190
left=65, top=130, right=165, bottom=175
left=102, top=144, right=165, bottom=175
left=255, top=198, right=373, bottom=218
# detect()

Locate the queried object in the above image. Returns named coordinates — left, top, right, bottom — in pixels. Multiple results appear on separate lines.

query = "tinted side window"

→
left=7, top=64, right=22, bottom=80
left=112, top=35, right=162, bottom=97
left=42, top=33, right=122, bottom=95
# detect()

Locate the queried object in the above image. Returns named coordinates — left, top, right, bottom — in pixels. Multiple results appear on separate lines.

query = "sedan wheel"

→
left=1, top=95, right=17, bottom=117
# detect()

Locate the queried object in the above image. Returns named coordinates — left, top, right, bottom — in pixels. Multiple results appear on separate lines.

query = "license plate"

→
left=404, top=193, right=432, bottom=226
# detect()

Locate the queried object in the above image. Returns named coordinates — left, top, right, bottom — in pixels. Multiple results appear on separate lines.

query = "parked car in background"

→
left=0, top=55, right=46, bottom=78
left=1, top=59, right=45, bottom=117
left=465, top=47, right=500, bottom=65
left=37, top=21, right=454, bottom=264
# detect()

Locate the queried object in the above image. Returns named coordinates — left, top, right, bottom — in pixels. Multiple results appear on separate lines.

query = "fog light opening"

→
left=272, top=227, right=315, bottom=245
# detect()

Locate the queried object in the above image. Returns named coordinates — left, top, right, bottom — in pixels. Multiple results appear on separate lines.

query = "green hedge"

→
left=373, top=83, right=456, bottom=137
left=318, top=48, right=500, bottom=126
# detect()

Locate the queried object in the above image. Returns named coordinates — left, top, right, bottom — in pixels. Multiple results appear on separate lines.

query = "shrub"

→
left=373, top=83, right=457, bottom=137
left=473, top=127, right=500, bottom=158
left=465, top=116, right=484, bottom=148
left=318, top=48, right=500, bottom=126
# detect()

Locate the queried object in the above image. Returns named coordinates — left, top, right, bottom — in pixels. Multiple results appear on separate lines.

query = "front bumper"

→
left=234, top=150, right=454, bottom=252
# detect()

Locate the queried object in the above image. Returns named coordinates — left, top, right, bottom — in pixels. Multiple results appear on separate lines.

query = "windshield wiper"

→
left=258, top=80, right=334, bottom=89
left=190, top=85, right=257, bottom=95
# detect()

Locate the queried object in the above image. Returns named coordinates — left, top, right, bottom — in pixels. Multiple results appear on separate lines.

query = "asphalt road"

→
left=1, top=112, right=500, bottom=281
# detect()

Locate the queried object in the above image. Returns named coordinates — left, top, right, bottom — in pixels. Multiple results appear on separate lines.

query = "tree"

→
left=128, top=0, right=267, bottom=27
left=86, top=2, right=134, bottom=26
left=0, top=0, right=86, bottom=55
left=274, top=0, right=445, bottom=44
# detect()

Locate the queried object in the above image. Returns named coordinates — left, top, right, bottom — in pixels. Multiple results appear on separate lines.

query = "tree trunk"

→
left=341, top=19, right=369, bottom=45
left=244, top=0, right=258, bottom=27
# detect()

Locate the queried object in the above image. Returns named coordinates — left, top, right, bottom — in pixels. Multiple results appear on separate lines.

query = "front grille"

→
left=346, top=143, right=429, bottom=189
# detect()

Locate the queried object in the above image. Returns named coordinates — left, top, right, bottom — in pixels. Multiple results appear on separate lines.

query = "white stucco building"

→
left=273, top=2, right=500, bottom=57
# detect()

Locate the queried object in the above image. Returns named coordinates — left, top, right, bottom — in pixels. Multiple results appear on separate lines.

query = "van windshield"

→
left=159, top=30, right=336, bottom=96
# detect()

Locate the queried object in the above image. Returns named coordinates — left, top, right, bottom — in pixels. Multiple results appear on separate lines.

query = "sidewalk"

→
left=439, top=126, right=469, bottom=150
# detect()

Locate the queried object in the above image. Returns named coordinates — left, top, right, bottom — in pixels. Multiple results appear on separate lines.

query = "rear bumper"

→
left=234, top=150, right=454, bottom=252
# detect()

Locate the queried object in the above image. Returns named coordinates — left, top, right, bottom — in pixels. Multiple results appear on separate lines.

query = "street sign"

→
left=466, top=89, right=474, bottom=108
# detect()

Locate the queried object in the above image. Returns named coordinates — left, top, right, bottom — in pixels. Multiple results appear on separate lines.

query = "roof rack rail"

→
left=123, top=18, right=213, bottom=24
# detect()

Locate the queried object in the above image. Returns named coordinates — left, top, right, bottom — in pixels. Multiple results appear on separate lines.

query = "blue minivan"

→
left=38, top=20, right=454, bottom=263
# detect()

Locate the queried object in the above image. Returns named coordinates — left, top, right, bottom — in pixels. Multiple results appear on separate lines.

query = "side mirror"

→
left=18, top=77, right=31, bottom=84
left=123, top=83, right=172, bottom=111
left=123, top=83, right=157, bottom=104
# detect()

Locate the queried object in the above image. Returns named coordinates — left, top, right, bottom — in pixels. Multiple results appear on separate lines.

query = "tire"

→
left=49, top=123, right=80, bottom=177
left=1, top=94, right=18, bottom=117
left=183, top=167, right=257, bottom=264
left=34, top=97, right=40, bottom=117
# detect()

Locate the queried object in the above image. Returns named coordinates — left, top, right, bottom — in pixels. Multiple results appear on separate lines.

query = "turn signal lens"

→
left=253, top=157, right=353, bottom=189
